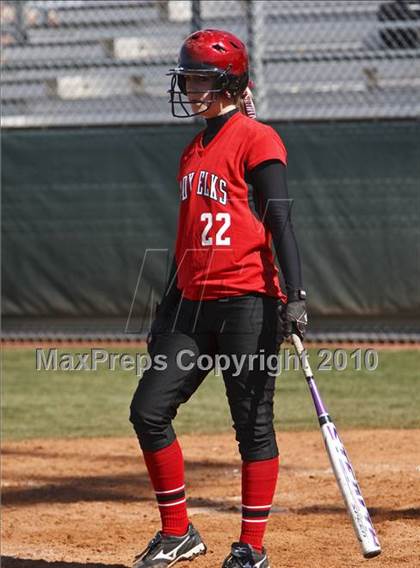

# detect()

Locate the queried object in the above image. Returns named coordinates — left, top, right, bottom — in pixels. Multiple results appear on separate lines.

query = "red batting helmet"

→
left=168, top=29, right=249, bottom=118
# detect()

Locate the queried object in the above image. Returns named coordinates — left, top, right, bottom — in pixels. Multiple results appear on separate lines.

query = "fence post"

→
left=13, top=0, right=27, bottom=43
left=247, top=0, right=266, bottom=119
left=191, top=0, right=201, bottom=32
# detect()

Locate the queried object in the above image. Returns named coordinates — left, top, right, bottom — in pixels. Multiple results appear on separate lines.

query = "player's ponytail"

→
left=237, top=80, right=256, bottom=119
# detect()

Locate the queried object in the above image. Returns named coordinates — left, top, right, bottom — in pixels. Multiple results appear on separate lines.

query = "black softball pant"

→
left=129, top=294, right=283, bottom=462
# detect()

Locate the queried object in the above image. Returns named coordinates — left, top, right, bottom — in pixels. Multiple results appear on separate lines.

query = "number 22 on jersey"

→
left=200, top=212, right=231, bottom=246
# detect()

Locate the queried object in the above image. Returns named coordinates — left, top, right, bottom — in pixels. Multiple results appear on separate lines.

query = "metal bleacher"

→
left=1, top=0, right=420, bottom=127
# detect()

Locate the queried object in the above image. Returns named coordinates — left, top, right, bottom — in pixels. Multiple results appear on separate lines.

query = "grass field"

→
left=2, top=345, right=419, bottom=440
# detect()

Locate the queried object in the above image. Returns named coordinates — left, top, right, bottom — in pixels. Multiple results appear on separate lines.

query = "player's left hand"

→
left=283, top=294, right=308, bottom=340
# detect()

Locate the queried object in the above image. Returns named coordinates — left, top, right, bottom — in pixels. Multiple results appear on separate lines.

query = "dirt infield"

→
left=2, top=430, right=419, bottom=568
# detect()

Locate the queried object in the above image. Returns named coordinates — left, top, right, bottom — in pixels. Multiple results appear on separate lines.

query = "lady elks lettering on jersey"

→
left=180, top=170, right=228, bottom=205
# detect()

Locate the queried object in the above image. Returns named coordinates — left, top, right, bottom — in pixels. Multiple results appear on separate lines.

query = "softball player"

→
left=130, top=29, right=307, bottom=568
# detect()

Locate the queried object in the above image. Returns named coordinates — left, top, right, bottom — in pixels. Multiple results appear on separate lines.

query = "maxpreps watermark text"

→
left=35, top=348, right=378, bottom=378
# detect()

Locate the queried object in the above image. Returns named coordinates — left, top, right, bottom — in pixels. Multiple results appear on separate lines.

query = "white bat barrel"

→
left=291, top=334, right=381, bottom=558
left=321, top=421, right=381, bottom=558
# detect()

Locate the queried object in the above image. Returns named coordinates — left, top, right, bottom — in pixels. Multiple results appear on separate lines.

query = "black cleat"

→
left=132, top=523, right=206, bottom=567
left=221, top=542, right=270, bottom=568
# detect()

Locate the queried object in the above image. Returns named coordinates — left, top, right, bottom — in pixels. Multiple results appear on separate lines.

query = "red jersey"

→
left=175, top=112, right=287, bottom=302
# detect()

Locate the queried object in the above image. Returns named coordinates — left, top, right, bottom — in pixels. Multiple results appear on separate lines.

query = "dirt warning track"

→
left=2, top=430, right=420, bottom=568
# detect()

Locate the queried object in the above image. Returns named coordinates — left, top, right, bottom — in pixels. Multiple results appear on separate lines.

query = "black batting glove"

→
left=283, top=290, right=308, bottom=340
left=147, top=290, right=181, bottom=354
left=146, top=302, right=163, bottom=354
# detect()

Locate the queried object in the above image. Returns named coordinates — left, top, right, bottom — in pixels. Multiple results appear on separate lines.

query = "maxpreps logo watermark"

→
left=35, top=347, right=378, bottom=378
left=35, top=348, right=166, bottom=377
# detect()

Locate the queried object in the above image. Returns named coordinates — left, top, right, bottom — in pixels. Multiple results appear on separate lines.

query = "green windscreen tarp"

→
left=2, top=120, right=419, bottom=326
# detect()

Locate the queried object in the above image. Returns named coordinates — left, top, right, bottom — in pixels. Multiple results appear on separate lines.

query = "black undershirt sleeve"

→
left=248, top=159, right=303, bottom=295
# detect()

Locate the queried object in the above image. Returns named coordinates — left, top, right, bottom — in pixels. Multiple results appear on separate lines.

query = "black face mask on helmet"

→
left=168, top=67, right=243, bottom=118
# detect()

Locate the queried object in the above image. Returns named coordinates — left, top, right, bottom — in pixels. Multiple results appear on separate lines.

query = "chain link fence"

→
left=1, top=0, right=420, bottom=127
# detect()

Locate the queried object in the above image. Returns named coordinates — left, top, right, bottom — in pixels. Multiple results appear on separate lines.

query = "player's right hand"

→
left=147, top=302, right=162, bottom=354
left=147, top=300, right=178, bottom=354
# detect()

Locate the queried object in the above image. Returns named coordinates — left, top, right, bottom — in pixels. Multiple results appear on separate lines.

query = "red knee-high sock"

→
left=142, top=439, right=189, bottom=537
left=240, top=456, right=279, bottom=552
